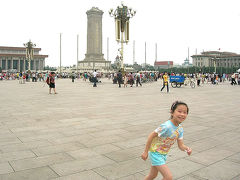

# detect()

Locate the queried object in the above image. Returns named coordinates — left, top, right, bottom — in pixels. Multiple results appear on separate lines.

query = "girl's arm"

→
left=141, top=131, right=158, bottom=160
left=177, top=139, right=192, bottom=155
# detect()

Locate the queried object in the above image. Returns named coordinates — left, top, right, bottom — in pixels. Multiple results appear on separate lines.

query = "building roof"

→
left=191, top=51, right=240, bottom=58
left=0, top=46, right=41, bottom=51
left=0, top=54, right=48, bottom=58
left=154, top=61, right=173, bottom=65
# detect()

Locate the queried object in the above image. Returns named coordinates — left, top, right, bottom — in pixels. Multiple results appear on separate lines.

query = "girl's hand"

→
left=186, top=147, right=192, bottom=155
left=141, top=151, right=148, bottom=160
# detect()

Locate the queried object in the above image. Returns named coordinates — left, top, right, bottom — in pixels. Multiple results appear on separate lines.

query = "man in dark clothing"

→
left=117, top=70, right=122, bottom=88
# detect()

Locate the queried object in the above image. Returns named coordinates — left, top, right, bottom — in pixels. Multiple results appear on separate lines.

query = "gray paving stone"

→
left=18, top=132, right=65, bottom=142
left=104, top=145, right=144, bottom=162
left=51, top=170, right=106, bottom=180
left=50, top=156, right=115, bottom=176
left=94, top=158, right=149, bottom=180
left=32, top=142, right=85, bottom=156
left=0, top=166, right=58, bottom=180
left=91, top=144, right=122, bottom=154
left=49, top=133, right=91, bottom=145
left=66, top=148, right=100, bottom=160
left=185, top=137, right=223, bottom=153
left=166, top=159, right=205, bottom=179
left=116, top=172, right=145, bottom=180
left=192, top=159, right=240, bottom=180
left=0, top=137, right=21, bottom=146
left=177, top=174, right=208, bottom=180
left=215, top=139, right=240, bottom=153
left=1, top=78, right=240, bottom=179
left=0, top=162, right=14, bottom=175
left=0, top=150, right=36, bottom=163
left=186, top=147, right=235, bottom=166
left=78, top=135, right=126, bottom=148
left=10, top=152, right=74, bottom=171
left=61, top=127, right=99, bottom=136
left=0, top=140, right=53, bottom=153
left=226, top=152, right=240, bottom=164
left=112, top=137, right=146, bottom=149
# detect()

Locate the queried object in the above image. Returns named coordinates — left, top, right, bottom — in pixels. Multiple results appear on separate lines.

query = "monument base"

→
left=78, top=59, right=111, bottom=72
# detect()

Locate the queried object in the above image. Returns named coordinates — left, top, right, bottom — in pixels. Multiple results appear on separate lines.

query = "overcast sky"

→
left=1, top=0, right=240, bottom=67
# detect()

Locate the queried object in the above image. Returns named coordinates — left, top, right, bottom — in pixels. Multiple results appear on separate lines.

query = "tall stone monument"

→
left=78, top=7, right=111, bottom=71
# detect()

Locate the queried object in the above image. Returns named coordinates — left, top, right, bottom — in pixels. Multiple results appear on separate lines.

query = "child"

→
left=141, top=101, right=192, bottom=180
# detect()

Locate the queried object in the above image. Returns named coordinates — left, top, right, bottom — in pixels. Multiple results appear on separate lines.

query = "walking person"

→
left=71, top=72, right=75, bottom=83
left=136, top=71, right=142, bottom=87
left=141, top=101, right=192, bottom=180
left=46, top=72, right=57, bottom=94
left=123, top=74, right=128, bottom=88
left=129, top=72, right=134, bottom=87
left=92, top=70, right=98, bottom=87
left=197, top=72, right=201, bottom=86
left=22, top=73, right=26, bottom=84
left=160, top=72, right=169, bottom=93
left=117, top=70, right=122, bottom=88
left=19, top=72, right=23, bottom=84
left=231, top=73, right=237, bottom=85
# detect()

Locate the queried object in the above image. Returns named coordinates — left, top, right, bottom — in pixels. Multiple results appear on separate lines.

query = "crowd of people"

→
left=1, top=71, right=240, bottom=89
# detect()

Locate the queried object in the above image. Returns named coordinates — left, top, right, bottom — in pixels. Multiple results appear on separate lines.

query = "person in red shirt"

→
left=47, top=72, right=57, bottom=94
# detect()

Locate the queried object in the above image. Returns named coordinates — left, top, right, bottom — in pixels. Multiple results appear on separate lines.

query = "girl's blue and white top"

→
left=149, top=120, right=183, bottom=155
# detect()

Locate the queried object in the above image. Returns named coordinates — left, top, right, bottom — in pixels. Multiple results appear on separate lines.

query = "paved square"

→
left=0, top=78, right=239, bottom=180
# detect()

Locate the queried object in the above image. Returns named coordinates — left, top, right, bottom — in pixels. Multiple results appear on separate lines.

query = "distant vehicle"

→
left=169, top=76, right=185, bottom=88
left=170, top=75, right=195, bottom=88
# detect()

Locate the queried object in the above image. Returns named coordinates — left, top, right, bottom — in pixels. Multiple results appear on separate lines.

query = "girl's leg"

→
left=144, top=166, right=158, bottom=180
left=156, top=165, right=172, bottom=180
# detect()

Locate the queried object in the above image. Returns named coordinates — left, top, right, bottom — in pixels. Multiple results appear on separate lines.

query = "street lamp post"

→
left=109, top=2, right=136, bottom=72
left=23, top=40, right=36, bottom=72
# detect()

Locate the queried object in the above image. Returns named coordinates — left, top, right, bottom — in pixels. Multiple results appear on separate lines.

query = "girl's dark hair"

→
left=170, top=101, right=189, bottom=118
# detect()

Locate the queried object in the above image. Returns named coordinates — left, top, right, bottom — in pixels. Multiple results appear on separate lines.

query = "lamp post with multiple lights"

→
left=23, top=40, right=36, bottom=72
left=109, top=2, right=136, bottom=72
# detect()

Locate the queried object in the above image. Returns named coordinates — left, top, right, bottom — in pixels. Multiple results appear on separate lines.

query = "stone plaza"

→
left=0, top=78, right=239, bottom=180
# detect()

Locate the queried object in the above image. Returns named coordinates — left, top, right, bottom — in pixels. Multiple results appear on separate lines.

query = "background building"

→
left=154, top=61, right=173, bottom=69
left=0, top=46, right=48, bottom=72
left=192, top=51, right=240, bottom=68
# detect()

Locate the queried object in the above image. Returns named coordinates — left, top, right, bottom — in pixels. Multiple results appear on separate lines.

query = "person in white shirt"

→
left=92, top=70, right=98, bottom=87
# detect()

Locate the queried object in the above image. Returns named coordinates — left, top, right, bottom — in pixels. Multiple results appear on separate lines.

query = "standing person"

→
left=47, top=72, right=57, bottom=94
left=117, top=70, right=122, bottom=88
left=160, top=72, right=169, bottom=93
left=136, top=71, right=142, bottom=87
left=141, top=101, right=192, bottom=180
left=19, top=72, right=23, bottom=84
left=123, top=74, right=128, bottom=88
left=197, top=72, right=201, bottom=86
left=71, top=72, right=75, bottom=83
left=92, top=70, right=98, bottom=87
left=22, top=73, right=26, bottom=84
left=129, top=72, right=134, bottom=87
left=231, top=73, right=237, bottom=85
